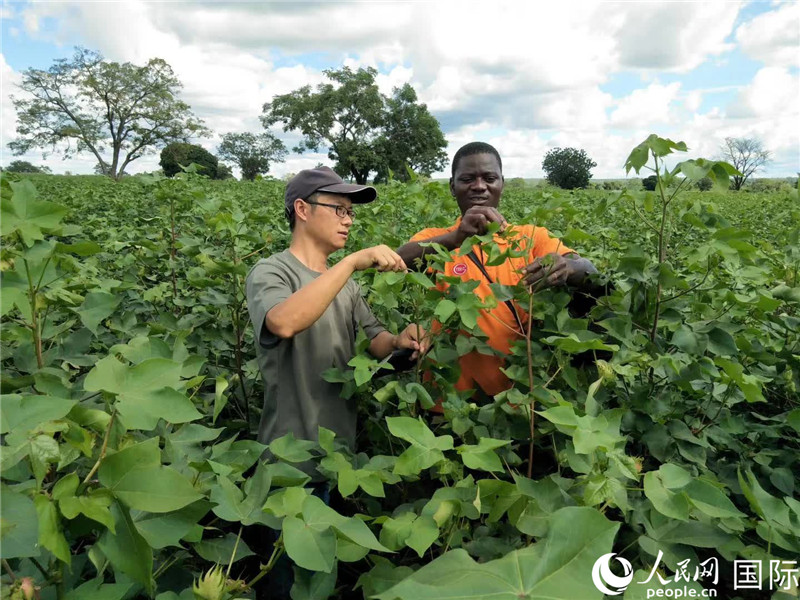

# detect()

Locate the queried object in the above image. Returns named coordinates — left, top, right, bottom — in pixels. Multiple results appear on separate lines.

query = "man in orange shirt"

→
left=396, top=141, right=598, bottom=399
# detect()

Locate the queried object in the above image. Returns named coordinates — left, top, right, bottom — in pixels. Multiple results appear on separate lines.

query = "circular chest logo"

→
left=453, top=263, right=468, bottom=276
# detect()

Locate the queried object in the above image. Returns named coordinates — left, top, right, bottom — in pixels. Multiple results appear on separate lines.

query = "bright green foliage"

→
left=3, top=160, right=51, bottom=174
left=642, top=175, right=659, bottom=191
left=9, top=47, right=208, bottom=180
left=159, top=142, right=219, bottom=179
left=542, top=147, right=597, bottom=189
left=261, top=67, right=446, bottom=184
left=1, top=133, right=798, bottom=599
left=217, top=132, right=287, bottom=181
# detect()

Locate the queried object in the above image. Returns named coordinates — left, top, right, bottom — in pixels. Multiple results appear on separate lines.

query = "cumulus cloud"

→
left=736, top=2, right=800, bottom=67
left=4, top=2, right=797, bottom=178
left=610, top=82, right=682, bottom=128
left=614, top=2, right=738, bottom=72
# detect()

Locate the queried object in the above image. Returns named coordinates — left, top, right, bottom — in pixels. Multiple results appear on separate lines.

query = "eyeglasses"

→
left=304, top=200, right=355, bottom=220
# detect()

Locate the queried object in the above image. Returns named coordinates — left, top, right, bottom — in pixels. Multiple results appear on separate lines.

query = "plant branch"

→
left=82, top=409, right=116, bottom=485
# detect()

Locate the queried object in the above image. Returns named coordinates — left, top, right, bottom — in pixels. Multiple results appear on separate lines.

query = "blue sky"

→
left=1, top=1, right=797, bottom=179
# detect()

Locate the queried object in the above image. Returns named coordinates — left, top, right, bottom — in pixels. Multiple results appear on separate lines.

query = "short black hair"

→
left=451, top=142, right=503, bottom=176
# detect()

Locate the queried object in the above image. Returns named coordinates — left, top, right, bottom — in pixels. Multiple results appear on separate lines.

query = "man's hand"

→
left=456, top=206, right=508, bottom=241
left=522, top=252, right=571, bottom=289
left=393, top=323, right=429, bottom=360
left=347, top=245, right=407, bottom=272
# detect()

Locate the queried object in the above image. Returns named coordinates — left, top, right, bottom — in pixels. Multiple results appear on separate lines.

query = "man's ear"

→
left=449, top=178, right=455, bottom=196
left=294, top=198, right=308, bottom=223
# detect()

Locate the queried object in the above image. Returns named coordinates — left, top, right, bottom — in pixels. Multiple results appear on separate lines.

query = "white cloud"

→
left=614, top=2, right=738, bottom=72
left=728, top=66, right=799, bottom=119
left=3, top=2, right=797, bottom=178
left=1, top=54, right=21, bottom=148
left=736, top=3, right=800, bottom=67
left=610, top=82, right=682, bottom=128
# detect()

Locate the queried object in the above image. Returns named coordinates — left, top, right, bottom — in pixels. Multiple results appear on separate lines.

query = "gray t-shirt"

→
left=245, top=249, right=385, bottom=449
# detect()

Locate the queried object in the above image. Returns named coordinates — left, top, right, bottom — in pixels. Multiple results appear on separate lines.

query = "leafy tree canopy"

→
left=4, top=160, right=52, bottom=174
left=719, top=137, right=771, bottom=190
left=642, top=174, right=659, bottom=191
left=261, top=67, right=447, bottom=184
left=217, top=132, right=287, bottom=181
left=9, top=47, right=208, bottom=181
left=160, top=143, right=220, bottom=179
left=541, top=147, right=597, bottom=190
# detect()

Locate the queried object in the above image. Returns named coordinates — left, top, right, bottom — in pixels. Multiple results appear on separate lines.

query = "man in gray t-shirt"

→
left=245, top=167, right=426, bottom=451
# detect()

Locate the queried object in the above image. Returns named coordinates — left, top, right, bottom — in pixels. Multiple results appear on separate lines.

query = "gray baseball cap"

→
left=284, top=166, right=376, bottom=219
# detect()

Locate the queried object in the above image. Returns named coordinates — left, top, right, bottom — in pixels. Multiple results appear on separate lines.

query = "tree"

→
left=9, top=47, right=208, bottom=181
left=642, top=175, right=658, bottom=191
left=696, top=177, right=713, bottom=192
left=4, top=160, right=51, bottom=174
left=373, top=84, right=447, bottom=182
left=719, top=137, right=771, bottom=190
left=217, top=132, right=287, bottom=181
left=541, top=147, right=597, bottom=189
left=159, top=143, right=220, bottom=178
left=261, top=66, right=447, bottom=184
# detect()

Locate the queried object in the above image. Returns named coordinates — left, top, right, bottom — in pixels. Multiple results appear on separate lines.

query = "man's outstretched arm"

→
left=266, top=246, right=406, bottom=338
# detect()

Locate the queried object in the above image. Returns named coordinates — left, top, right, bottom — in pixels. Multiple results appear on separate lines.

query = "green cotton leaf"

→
left=657, top=464, right=692, bottom=490
left=379, top=512, right=416, bottom=551
left=457, top=438, right=510, bottom=472
left=0, top=287, right=26, bottom=318
left=405, top=515, right=439, bottom=557
left=165, top=423, right=224, bottom=463
left=60, top=492, right=115, bottom=532
left=787, top=409, right=800, bottom=434
left=74, top=292, right=121, bottom=334
left=643, top=471, right=690, bottom=521
left=98, top=438, right=202, bottom=513
left=542, top=331, right=619, bottom=354
left=0, top=394, right=78, bottom=435
left=270, top=432, right=317, bottom=463
left=63, top=577, right=134, bottom=600
left=658, top=521, right=733, bottom=548
left=55, top=240, right=103, bottom=256
left=715, top=358, right=765, bottom=403
left=282, top=515, right=337, bottom=573
left=0, top=179, right=68, bottom=246
left=624, top=140, right=650, bottom=175
left=193, top=533, right=254, bottom=565
left=84, top=356, right=202, bottom=430
left=97, top=501, right=153, bottom=595
left=302, top=494, right=388, bottom=552
left=434, top=299, right=457, bottom=321
left=376, top=506, right=619, bottom=600
left=684, top=479, right=745, bottom=519
left=671, top=326, right=707, bottom=354
left=0, top=485, right=40, bottom=559
left=34, top=495, right=71, bottom=565
left=337, top=537, right=370, bottom=562
left=387, top=417, right=454, bottom=476
left=406, top=271, right=435, bottom=289
left=30, top=434, right=61, bottom=487
left=133, top=501, right=210, bottom=549
left=738, top=468, right=792, bottom=528
left=213, top=375, right=229, bottom=424
left=52, top=472, right=79, bottom=500
left=356, top=558, right=416, bottom=599
left=706, top=327, right=738, bottom=356
left=291, top=567, right=338, bottom=600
